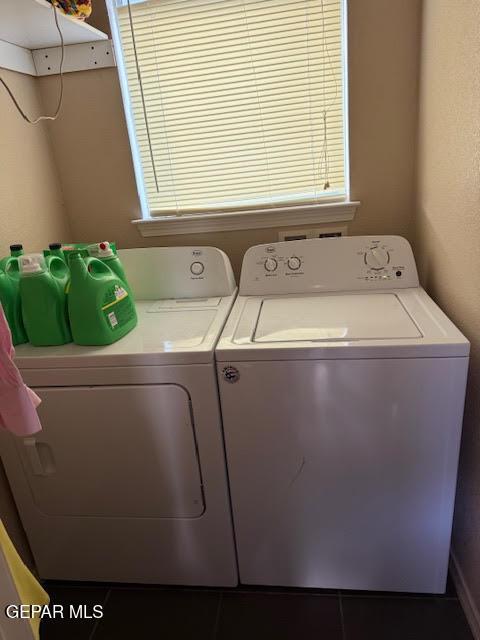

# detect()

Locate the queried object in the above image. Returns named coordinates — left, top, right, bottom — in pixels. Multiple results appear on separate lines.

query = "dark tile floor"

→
left=39, top=576, right=474, bottom=640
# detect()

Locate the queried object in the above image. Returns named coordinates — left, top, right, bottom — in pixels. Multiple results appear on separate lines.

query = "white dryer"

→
left=0, top=247, right=238, bottom=586
left=216, top=236, right=469, bottom=593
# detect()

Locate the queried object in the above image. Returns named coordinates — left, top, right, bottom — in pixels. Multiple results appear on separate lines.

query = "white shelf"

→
left=0, top=0, right=108, bottom=50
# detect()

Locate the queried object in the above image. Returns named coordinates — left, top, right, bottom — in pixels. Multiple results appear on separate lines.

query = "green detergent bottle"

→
left=0, top=244, right=28, bottom=345
left=86, top=242, right=132, bottom=295
left=46, top=246, right=70, bottom=294
left=44, top=243, right=67, bottom=262
left=20, top=254, right=72, bottom=346
left=42, top=245, right=70, bottom=291
left=0, top=244, right=24, bottom=267
left=68, top=251, right=137, bottom=346
left=62, top=243, right=88, bottom=261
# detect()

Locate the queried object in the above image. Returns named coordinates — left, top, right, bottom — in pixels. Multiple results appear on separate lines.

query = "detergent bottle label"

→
left=101, top=285, right=135, bottom=330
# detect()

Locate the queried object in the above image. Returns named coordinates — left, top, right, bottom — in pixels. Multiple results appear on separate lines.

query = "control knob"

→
left=190, top=261, right=205, bottom=275
left=287, top=256, right=301, bottom=271
left=364, top=247, right=390, bottom=269
left=264, top=257, right=278, bottom=272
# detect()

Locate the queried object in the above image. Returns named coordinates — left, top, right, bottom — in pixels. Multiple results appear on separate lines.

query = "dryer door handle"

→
left=23, top=438, right=47, bottom=476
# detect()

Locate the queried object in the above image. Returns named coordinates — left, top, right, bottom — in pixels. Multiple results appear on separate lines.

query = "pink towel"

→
left=0, top=303, right=42, bottom=436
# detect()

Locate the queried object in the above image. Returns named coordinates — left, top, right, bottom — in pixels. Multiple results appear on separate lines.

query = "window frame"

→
left=107, top=0, right=357, bottom=236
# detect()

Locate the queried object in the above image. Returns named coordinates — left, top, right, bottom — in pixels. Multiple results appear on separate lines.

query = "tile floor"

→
left=40, top=577, right=474, bottom=640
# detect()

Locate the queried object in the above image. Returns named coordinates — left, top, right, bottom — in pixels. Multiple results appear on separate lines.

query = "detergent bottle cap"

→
left=49, top=243, right=62, bottom=251
left=10, top=244, right=24, bottom=256
left=88, top=242, right=115, bottom=258
left=20, top=254, right=46, bottom=275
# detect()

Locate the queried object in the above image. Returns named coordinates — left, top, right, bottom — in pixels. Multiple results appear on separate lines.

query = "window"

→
left=109, top=0, right=350, bottom=230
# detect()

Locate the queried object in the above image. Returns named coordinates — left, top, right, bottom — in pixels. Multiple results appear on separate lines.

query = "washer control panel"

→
left=240, top=236, right=419, bottom=296
left=359, top=238, right=410, bottom=284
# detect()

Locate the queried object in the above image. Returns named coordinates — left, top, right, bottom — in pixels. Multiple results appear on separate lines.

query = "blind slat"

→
left=134, top=135, right=345, bottom=155
left=137, top=109, right=343, bottom=131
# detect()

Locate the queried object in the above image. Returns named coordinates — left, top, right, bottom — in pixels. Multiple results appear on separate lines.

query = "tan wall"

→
left=0, top=70, right=71, bottom=256
left=39, top=0, right=421, bottom=275
left=0, top=69, right=71, bottom=563
left=414, top=0, right=480, bottom=622
left=0, top=0, right=422, bottom=571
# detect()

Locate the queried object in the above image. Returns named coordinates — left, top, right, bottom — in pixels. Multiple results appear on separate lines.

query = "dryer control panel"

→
left=119, top=246, right=236, bottom=300
left=239, top=236, right=419, bottom=296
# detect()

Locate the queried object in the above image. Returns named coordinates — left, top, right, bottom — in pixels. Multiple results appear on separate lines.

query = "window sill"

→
left=132, top=200, right=359, bottom=237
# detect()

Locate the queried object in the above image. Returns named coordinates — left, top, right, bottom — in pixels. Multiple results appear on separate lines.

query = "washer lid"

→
left=254, top=294, right=422, bottom=343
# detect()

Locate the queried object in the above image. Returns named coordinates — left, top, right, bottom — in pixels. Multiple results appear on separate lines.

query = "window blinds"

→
left=115, top=0, right=346, bottom=216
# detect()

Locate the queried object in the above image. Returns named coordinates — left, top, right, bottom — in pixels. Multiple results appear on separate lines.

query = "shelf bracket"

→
left=0, top=39, right=115, bottom=76
left=33, top=39, right=115, bottom=76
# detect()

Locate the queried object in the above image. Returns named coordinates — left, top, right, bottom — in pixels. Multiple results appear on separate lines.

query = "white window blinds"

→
left=114, top=0, right=347, bottom=216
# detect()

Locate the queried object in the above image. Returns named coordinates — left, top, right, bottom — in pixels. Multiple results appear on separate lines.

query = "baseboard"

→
left=450, top=551, right=480, bottom=640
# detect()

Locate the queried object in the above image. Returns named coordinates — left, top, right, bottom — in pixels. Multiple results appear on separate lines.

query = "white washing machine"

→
left=216, top=235, right=469, bottom=593
left=0, top=247, right=238, bottom=586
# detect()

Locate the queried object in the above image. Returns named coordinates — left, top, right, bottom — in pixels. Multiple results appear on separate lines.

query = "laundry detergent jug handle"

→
left=3, top=256, right=21, bottom=278
left=83, top=256, right=115, bottom=279
left=48, top=255, right=69, bottom=281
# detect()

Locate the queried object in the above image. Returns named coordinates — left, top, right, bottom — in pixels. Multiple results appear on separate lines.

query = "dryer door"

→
left=16, top=385, right=204, bottom=518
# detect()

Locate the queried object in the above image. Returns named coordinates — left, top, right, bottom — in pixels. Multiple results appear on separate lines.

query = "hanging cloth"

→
left=0, top=303, right=42, bottom=436
left=0, top=519, right=49, bottom=640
